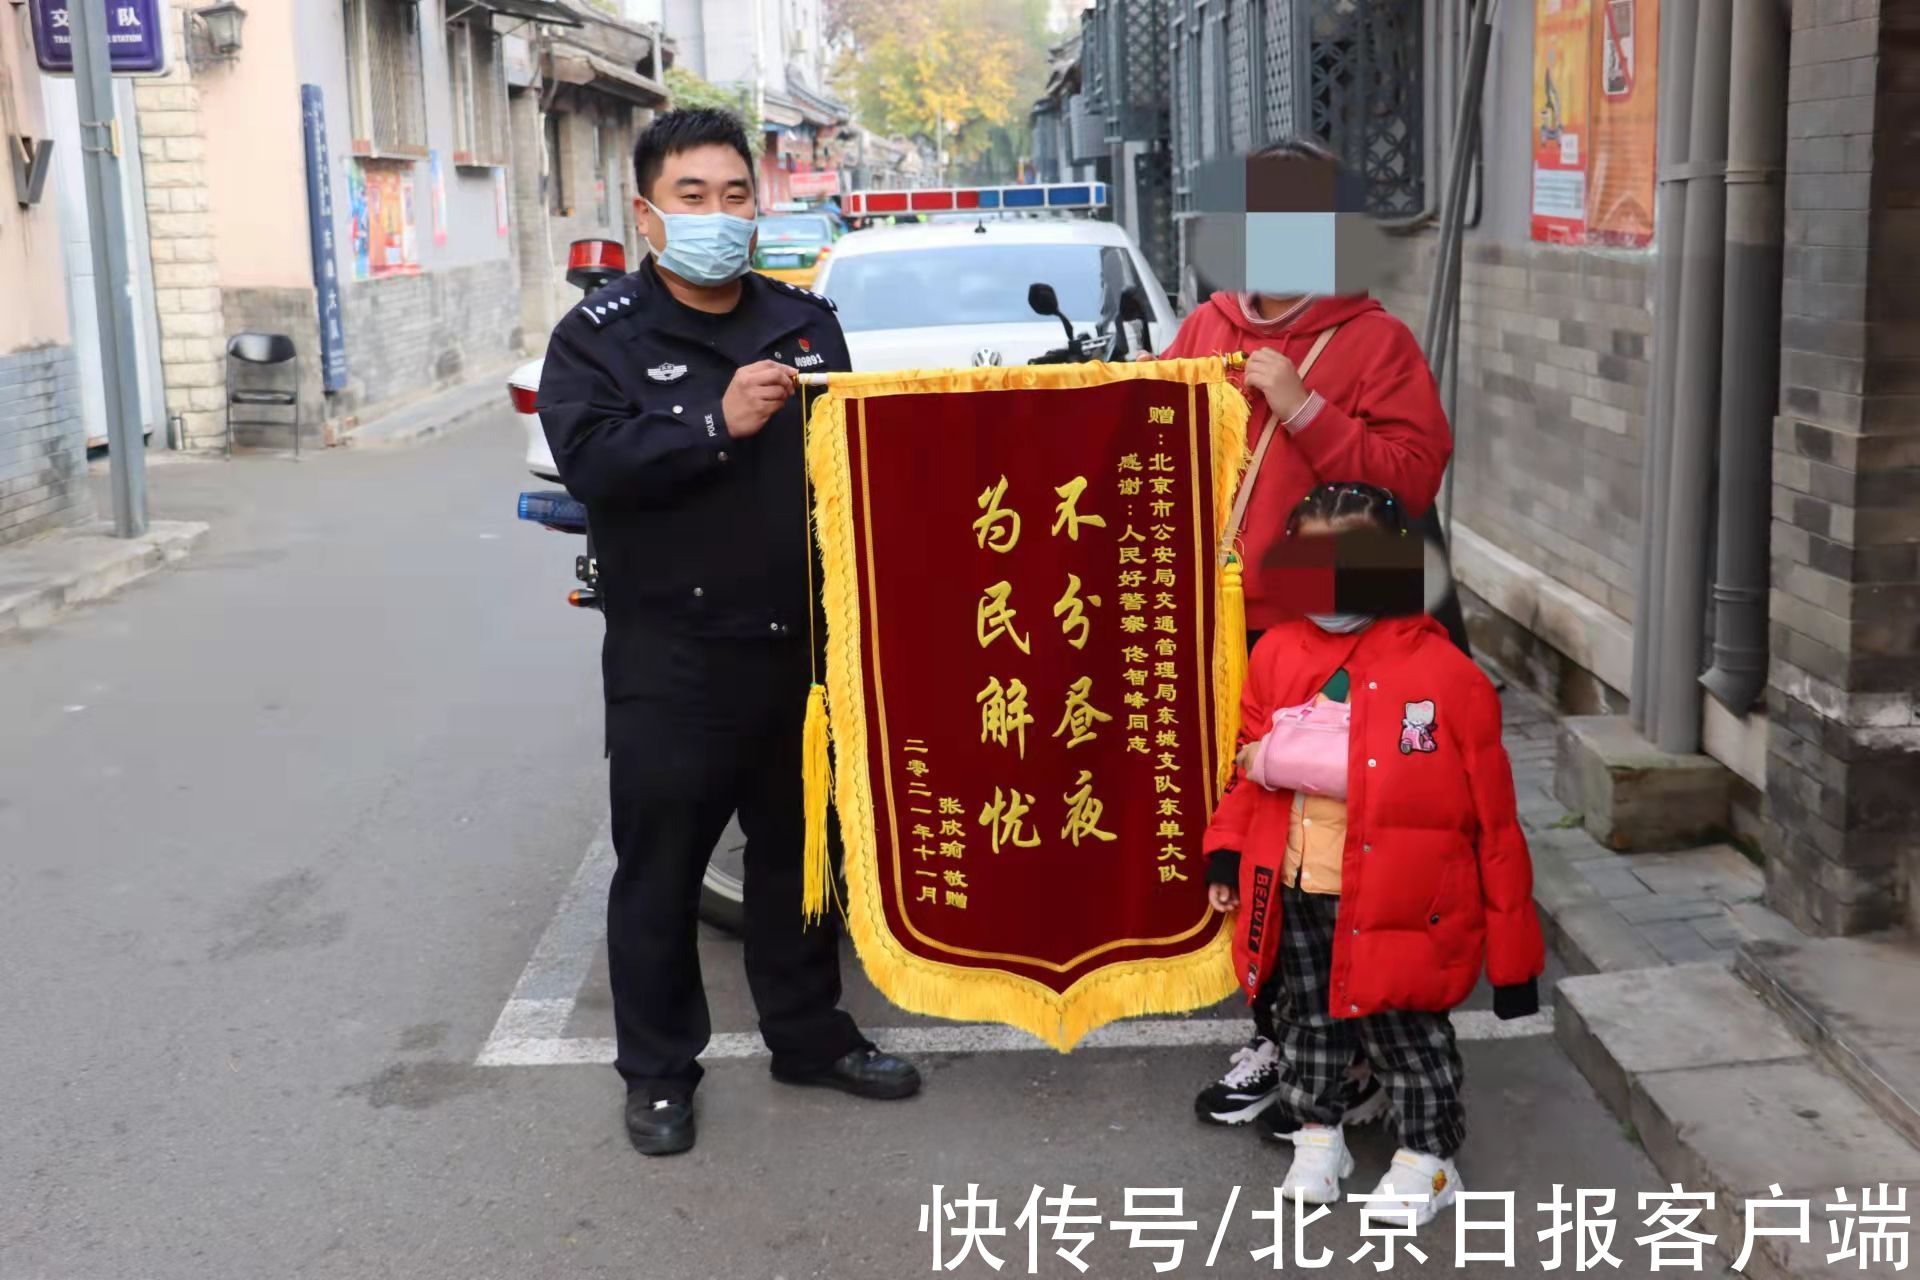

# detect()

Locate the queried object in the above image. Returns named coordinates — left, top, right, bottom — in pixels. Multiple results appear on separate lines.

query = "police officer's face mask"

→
left=645, top=199, right=756, bottom=287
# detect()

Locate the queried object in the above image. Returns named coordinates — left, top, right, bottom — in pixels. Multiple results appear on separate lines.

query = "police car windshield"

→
left=759, top=215, right=834, bottom=245
left=826, top=244, right=1141, bottom=332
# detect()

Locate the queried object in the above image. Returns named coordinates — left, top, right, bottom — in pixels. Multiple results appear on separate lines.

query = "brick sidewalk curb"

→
left=347, top=363, right=521, bottom=450
left=1557, top=963, right=1920, bottom=1280
left=0, top=520, right=209, bottom=638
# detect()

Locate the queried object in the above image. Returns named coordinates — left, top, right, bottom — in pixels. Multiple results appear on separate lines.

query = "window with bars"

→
left=1167, top=0, right=1422, bottom=218
left=346, top=0, right=429, bottom=157
left=447, top=17, right=510, bottom=167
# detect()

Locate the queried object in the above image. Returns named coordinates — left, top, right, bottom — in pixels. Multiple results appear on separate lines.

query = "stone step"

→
left=1556, top=963, right=1920, bottom=1279
left=1736, top=933, right=1920, bottom=1152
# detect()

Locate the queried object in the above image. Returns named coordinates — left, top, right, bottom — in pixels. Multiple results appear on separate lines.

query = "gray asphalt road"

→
left=0, top=414, right=1724, bottom=1280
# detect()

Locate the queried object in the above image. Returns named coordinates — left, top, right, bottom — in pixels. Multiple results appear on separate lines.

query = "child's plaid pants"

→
left=1264, top=884, right=1468, bottom=1158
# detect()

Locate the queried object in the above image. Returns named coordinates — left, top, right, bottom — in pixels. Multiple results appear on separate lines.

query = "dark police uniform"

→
left=536, top=259, right=865, bottom=1099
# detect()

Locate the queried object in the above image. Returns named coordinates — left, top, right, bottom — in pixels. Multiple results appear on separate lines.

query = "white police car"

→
left=820, top=184, right=1177, bottom=371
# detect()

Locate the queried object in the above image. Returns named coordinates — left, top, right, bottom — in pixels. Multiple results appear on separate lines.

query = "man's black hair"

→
left=632, top=108, right=755, bottom=202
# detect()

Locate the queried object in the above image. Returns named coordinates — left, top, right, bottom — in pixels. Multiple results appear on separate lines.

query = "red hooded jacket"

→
left=1203, top=616, right=1544, bottom=1018
left=1160, top=293, right=1452, bottom=632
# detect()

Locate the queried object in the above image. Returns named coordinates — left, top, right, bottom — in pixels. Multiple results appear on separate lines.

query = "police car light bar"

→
left=842, top=183, right=1109, bottom=217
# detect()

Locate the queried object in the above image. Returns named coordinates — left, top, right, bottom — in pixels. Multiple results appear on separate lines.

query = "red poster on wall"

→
left=1587, top=0, right=1660, bottom=246
left=1532, top=0, right=1661, bottom=247
left=1531, top=0, right=1592, bottom=244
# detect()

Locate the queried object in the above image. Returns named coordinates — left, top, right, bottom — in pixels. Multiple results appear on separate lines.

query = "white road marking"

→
left=475, top=825, right=612, bottom=1065
left=477, top=829, right=1556, bottom=1068
left=479, top=1009, right=1553, bottom=1067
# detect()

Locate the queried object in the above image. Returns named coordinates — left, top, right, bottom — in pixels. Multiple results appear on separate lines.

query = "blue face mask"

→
left=1307, top=612, right=1374, bottom=634
left=648, top=202, right=756, bottom=286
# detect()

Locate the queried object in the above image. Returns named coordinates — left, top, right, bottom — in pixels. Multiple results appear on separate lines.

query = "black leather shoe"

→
left=773, top=1047, right=922, bottom=1100
left=625, top=1093, right=695, bottom=1156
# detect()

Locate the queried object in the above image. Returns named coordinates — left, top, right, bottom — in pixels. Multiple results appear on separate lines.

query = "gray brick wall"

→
left=1763, top=0, right=1920, bottom=936
left=1376, top=237, right=1655, bottom=633
left=0, top=345, right=90, bottom=547
left=547, top=96, right=639, bottom=272
left=513, top=92, right=643, bottom=348
left=339, top=256, right=523, bottom=415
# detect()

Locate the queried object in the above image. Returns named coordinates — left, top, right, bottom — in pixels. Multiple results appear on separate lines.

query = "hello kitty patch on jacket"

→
left=1400, top=700, right=1438, bottom=755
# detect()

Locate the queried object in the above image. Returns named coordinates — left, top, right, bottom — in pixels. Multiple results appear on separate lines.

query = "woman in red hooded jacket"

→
left=1201, top=482, right=1544, bottom=1228
left=1165, top=143, right=1458, bottom=1138
left=1157, top=274, right=1452, bottom=633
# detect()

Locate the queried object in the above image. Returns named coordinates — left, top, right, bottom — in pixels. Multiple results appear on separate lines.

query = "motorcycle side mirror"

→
left=1028, top=282, right=1076, bottom=349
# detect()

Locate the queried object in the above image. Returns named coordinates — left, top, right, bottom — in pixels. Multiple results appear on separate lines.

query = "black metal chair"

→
left=224, top=332, right=300, bottom=459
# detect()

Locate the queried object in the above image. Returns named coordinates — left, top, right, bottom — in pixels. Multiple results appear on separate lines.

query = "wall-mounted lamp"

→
left=187, top=1, right=247, bottom=71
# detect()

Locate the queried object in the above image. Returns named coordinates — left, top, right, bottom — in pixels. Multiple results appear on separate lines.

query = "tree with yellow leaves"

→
left=828, top=0, right=1050, bottom=179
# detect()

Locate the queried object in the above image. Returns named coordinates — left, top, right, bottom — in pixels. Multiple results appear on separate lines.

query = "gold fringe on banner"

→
left=803, top=359, right=1250, bottom=1049
left=1207, top=382, right=1252, bottom=796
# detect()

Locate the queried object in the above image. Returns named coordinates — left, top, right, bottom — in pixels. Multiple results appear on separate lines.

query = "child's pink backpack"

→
left=1243, top=699, right=1351, bottom=798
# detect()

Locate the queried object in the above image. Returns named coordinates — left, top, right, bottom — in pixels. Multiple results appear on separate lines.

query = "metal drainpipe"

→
left=1631, top=0, right=1699, bottom=735
left=1701, top=0, right=1789, bottom=713
left=1652, top=0, right=1734, bottom=753
left=1421, top=0, right=1494, bottom=368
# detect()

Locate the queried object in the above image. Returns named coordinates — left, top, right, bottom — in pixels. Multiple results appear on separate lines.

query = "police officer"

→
left=536, top=108, right=921, bottom=1158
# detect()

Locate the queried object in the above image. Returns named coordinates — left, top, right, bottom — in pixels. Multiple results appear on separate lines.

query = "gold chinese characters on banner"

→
left=801, top=359, right=1252, bottom=1049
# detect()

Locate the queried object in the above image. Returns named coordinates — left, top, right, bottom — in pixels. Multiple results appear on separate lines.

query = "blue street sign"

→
left=30, top=0, right=168, bottom=76
left=301, top=85, right=350, bottom=394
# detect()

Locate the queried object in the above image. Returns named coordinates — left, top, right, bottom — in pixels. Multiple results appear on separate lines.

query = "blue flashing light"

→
left=1003, top=186, right=1045, bottom=208
left=1048, top=185, right=1093, bottom=207
left=978, top=189, right=1002, bottom=208
left=519, top=490, right=588, bottom=532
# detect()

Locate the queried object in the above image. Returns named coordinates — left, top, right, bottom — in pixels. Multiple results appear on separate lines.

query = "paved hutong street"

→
left=0, top=417, right=1746, bottom=1279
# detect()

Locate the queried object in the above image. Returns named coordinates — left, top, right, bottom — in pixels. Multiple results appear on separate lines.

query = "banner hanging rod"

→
left=795, top=352, right=1247, bottom=388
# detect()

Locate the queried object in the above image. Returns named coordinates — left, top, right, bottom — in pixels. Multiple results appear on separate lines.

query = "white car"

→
left=814, top=219, right=1178, bottom=371
left=511, top=361, right=555, bottom=480
left=514, top=220, right=1178, bottom=475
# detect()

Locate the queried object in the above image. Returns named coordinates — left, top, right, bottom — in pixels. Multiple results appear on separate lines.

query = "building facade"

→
left=64, top=0, right=673, bottom=450
left=506, top=9, right=667, bottom=343
left=662, top=0, right=848, bottom=206
left=1, top=12, right=88, bottom=547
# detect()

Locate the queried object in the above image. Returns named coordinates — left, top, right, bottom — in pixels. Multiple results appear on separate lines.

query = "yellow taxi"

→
left=752, top=210, right=840, bottom=288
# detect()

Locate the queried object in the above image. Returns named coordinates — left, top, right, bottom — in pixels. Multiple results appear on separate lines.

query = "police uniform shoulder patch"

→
left=573, top=277, right=641, bottom=330
left=773, top=277, right=837, bottom=313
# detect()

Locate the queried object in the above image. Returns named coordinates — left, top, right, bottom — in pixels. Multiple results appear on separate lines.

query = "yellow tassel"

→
left=801, top=681, right=833, bottom=924
left=1217, top=555, right=1248, bottom=793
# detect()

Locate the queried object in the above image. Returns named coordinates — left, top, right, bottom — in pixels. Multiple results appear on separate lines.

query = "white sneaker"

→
left=1280, top=1127, right=1355, bottom=1204
left=1361, top=1148, right=1462, bottom=1229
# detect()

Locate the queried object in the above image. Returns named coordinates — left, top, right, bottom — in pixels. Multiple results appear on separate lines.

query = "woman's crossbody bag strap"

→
left=1219, top=323, right=1341, bottom=566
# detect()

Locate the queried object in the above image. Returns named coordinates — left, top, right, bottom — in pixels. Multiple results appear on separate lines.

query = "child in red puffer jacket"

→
left=1202, top=482, right=1544, bottom=1232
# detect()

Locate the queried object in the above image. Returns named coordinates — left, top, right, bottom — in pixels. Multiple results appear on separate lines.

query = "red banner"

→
left=807, top=361, right=1249, bottom=1048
